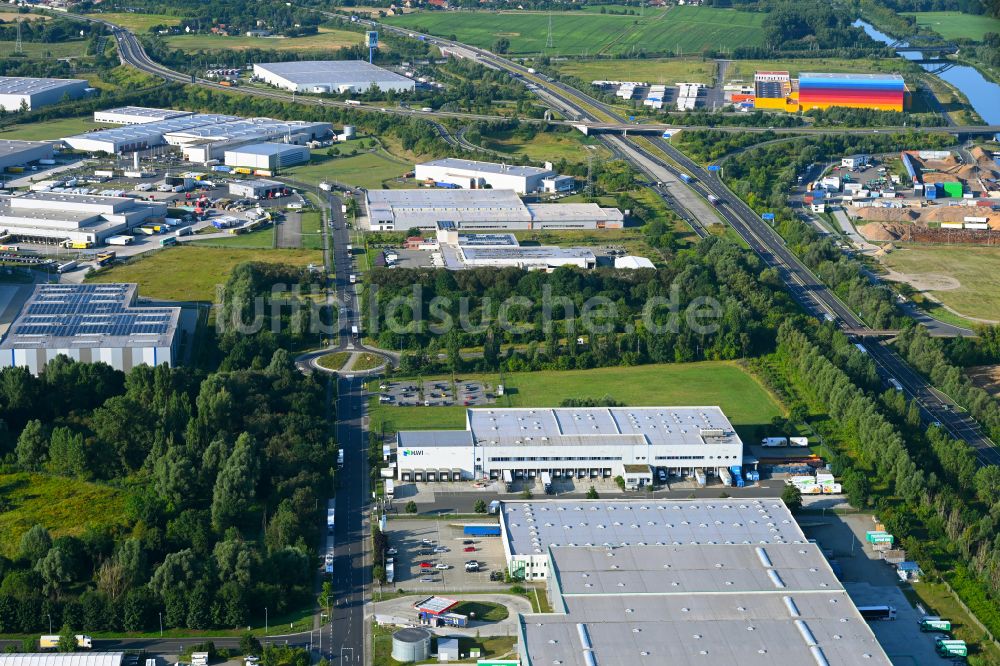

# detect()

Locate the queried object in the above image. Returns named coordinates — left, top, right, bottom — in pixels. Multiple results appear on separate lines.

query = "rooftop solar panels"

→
left=0, top=284, right=179, bottom=349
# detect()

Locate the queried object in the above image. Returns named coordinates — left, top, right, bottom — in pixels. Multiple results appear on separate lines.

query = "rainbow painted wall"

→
left=797, top=72, right=905, bottom=112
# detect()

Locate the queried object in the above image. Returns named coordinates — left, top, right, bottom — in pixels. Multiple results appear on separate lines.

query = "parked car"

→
left=433, top=546, right=449, bottom=553
left=435, top=564, right=451, bottom=570
left=419, top=562, right=433, bottom=568
left=386, top=548, right=397, bottom=555
left=462, top=540, right=475, bottom=545
left=464, top=546, right=476, bottom=552
left=489, top=571, right=503, bottom=581
left=419, top=577, right=436, bottom=583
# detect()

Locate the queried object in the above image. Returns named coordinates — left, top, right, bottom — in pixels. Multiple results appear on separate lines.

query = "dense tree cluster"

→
left=776, top=322, right=1000, bottom=637
left=0, top=18, right=98, bottom=43
left=368, top=237, right=798, bottom=374
left=0, top=264, right=335, bottom=634
left=761, top=3, right=874, bottom=50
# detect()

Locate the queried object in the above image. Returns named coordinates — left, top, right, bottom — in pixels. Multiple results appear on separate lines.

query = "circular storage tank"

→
left=392, top=627, right=431, bottom=663
left=342, top=125, right=356, bottom=139
left=310, top=85, right=330, bottom=94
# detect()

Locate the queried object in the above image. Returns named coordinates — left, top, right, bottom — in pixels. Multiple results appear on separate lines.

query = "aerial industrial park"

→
left=0, top=2, right=998, bottom=666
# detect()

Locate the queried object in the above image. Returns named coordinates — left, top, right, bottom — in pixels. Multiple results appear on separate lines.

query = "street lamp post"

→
left=159, top=612, right=163, bottom=638
left=47, top=614, right=52, bottom=634
left=264, top=607, right=268, bottom=640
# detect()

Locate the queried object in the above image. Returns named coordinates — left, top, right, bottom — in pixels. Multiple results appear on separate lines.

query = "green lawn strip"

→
left=352, top=353, right=385, bottom=371
left=91, top=12, right=181, bottom=32
left=283, top=150, right=409, bottom=190
left=0, top=40, right=88, bottom=59
left=904, top=580, right=1000, bottom=665
left=0, top=116, right=103, bottom=141
left=189, top=225, right=275, bottom=249
left=85, top=246, right=323, bottom=302
left=451, top=601, right=510, bottom=622
left=902, top=11, right=1000, bottom=41
left=369, top=362, right=783, bottom=441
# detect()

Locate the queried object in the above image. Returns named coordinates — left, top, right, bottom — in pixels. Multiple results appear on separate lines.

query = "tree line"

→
left=775, top=321, right=1000, bottom=638
left=0, top=262, right=336, bottom=634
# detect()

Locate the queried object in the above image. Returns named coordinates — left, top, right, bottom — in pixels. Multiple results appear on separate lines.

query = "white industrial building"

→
left=615, top=255, right=655, bottom=269
left=0, top=655, right=124, bottom=666
left=435, top=223, right=596, bottom=270
left=415, top=158, right=558, bottom=194
left=229, top=179, right=288, bottom=199
left=94, top=106, right=194, bottom=125
left=0, top=191, right=166, bottom=245
left=224, top=142, right=311, bottom=172
left=0, top=140, right=54, bottom=171
left=365, top=189, right=624, bottom=231
left=395, top=406, right=744, bottom=486
left=0, top=284, right=179, bottom=375
left=253, top=60, right=415, bottom=94
left=63, top=108, right=331, bottom=158
left=841, top=154, right=871, bottom=169
left=0, top=76, right=90, bottom=112
left=501, top=499, right=891, bottom=665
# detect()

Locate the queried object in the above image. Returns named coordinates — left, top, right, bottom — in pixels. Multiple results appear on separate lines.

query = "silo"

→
left=342, top=125, right=356, bottom=139
left=392, top=627, right=431, bottom=662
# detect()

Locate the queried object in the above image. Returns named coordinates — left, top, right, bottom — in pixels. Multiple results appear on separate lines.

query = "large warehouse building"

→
left=63, top=108, right=331, bottom=158
left=365, top=189, right=624, bottom=231
left=502, top=499, right=891, bottom=665
left=0, top=655, right=124, bottom=666
left=253, top=60, right=415, bottom=94
left=94, top=106, right=194, bottom=125
left=395, top=406, right=744, bottom=486
left=435, top=224, right=596, bottom=270
left=0, top=76, right=90, bottom=112
left=0, top=140, right=54, bottom=171
left=0, top=284, right=180, bottom=374
left=798, top=72, right=905, bottom=112
left=415, top=158, right=558, bottom=194
left=224, top=142, right=311, bottom=172
left=0, top=191, right=166, bottom=245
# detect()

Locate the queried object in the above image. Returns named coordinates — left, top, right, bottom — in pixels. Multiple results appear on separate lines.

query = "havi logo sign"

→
left=402, top=449, right=424, bottom=456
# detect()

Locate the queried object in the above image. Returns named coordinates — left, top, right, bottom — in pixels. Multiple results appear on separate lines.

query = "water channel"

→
left=853, top=18, right=1000, bottom=125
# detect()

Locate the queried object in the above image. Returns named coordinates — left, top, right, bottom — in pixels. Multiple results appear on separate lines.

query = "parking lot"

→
left=801, top=513, right=949, bottom=665
left=377, top=379, right=494, bottom=408
left=382, top=519, right=509, bottom=592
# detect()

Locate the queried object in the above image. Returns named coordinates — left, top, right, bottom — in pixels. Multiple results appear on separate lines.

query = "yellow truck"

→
left=62, top=240, right=93, bottom=249
left=40, top=635, right=92, bottom=649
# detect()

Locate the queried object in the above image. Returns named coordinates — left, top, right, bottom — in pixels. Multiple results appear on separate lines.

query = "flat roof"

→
left=502, top=498, right=803, bottom=555
left=799, top=72, right=904, bottom=81
left=0, top=655, right=125, bottom=666
left=368, top=188, right=525, bottom=209
left=231, top=178, right=284, bottom=189
left=398, top=430, right=474, bottom=448
left=226, top=142, right=309, bottom=156
left=455, top=232, right=520, bottom=247
left=63, top=113, right=241, bottom=146
left=0, top=76, right=86, bottom=95
left=527, top=203, right=624, bottom=222
left=0, top=284, right=179, bottom=350
left=97, top=106, right=192, bottom=121
left=0, top=140, right=52, bottom=157
left=255, top=60, right=412, bottom=85
left=419, top=158, right=556, bottom=178
left=461, top=246, right=595, bottom=261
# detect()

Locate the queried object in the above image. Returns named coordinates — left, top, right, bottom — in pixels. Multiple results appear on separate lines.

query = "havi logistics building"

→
left=253, top=60, right=414, bottom=94
left=395, top=406, right=746, bottom=486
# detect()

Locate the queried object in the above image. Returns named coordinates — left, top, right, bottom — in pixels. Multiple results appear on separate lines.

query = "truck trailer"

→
left=39, top=635, right=92, bottom=649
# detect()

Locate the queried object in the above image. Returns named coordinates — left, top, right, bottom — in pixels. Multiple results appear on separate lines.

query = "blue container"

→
left=463, top=525, right=501, bottom=537
left=926, top=186, right=938, bottom=200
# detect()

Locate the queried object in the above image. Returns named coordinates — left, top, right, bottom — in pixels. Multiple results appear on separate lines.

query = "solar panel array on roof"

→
left=2, top=284, right=178, bottom=348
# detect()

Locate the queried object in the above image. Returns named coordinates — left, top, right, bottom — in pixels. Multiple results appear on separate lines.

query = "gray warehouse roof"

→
left=226, top=142, right=308, bottom=156
left=0, top=284, right=179, bottom=351
left=98, top=106, right=192, bottom=121
left=0, top=655, right=124, bottom=666
left=255, top=60, right=412, bottom=86
left=0, top=76, right=87, bottom=95
left=0, top=140, right=53, bottom=158
left=501, top=498, right=804, bottom=555
left=419, top=158, right=555, bottom=178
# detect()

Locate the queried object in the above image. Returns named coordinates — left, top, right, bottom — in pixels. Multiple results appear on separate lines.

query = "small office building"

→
left=224, top=143, right=311, bottom=172
left=228, top=179, right=287, bottom=199
left=415, top=158, right=558, bottom=194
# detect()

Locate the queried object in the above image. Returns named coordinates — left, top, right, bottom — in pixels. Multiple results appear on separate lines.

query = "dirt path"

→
left=880, top=266, right=962, bottom=292
left=276, top=212, right=302, bottom=249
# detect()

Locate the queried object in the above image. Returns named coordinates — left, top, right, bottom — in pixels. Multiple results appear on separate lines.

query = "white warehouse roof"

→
left=418, top=158, right=555, bottom=178
left=253, top=60, right=414, bottom=91
left=0, top=76, right=87, bottom=95
left=0, top=655, right=124, bottom=666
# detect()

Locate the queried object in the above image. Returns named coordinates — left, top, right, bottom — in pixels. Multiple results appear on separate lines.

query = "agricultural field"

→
left=0, top=12, right=50, bottom=21
left=903, top=11, right=1000, bottom=41
left=189, top=226, right=275, bottom=249
left=384, top=6, right=764, bottom=56
left=475, top=128, right=611, bottom=164
left=0, top=472, right=127, bottom=559
left=0, top=39, right=88, bottom=59
left=165, top=27, right=365, bottom=53
left=91, top=12, right=181, bottom=32
left=369, top=361, right=783, bottom=437
left=882, top=244, right=1000, bottom=321
left=555, top=58, right=716, bottom=85
left=0, top=116, right=102, bottom=141
left=283, top=149, right=410, bottom=190
left=86, top=246, right=323, bottom=302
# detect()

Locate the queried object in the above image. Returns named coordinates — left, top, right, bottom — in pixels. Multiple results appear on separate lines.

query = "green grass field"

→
left=318, top=351, right=351, bottom=371
left=86, top=246, right=323, bottom=302
left=882, top=244, right=1000, bottom=322
left=477, top=129, right=611, bottom=164
left=299, top=210, right=324, bottom=250
left=92, top=12, right=181, bottom=32
left=0, top=472, right=127, bottom=559
left=165, top=28, right=363, bottom=53
left=189, top=226, right=275, bottom=249
left=0, top=116, right=103, bottom=141
left=283, top=150, right=409, bottom=190
left=556, top=58, right=716, bottom=85
left=903, top=11, right=1000, bottom=41
left=0, top=40, right=88, bottom=59
left=384, top=6, right=763, bottom=56
left=370, top=362, right=783, bottom=438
